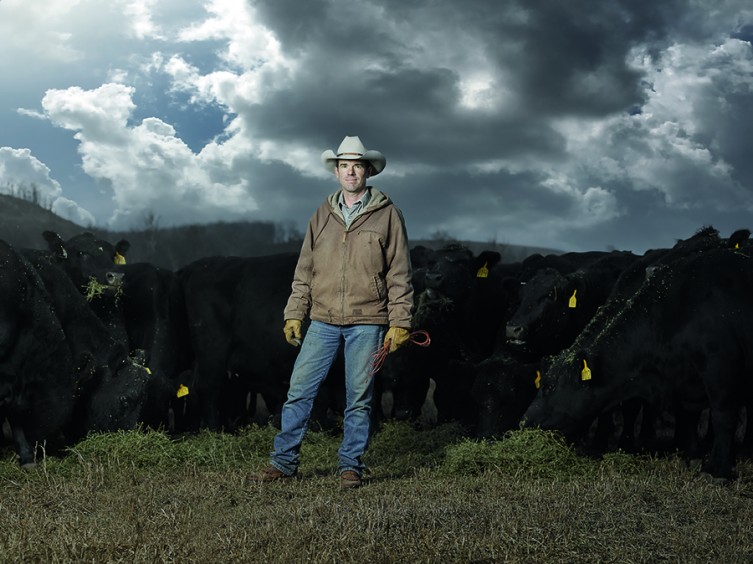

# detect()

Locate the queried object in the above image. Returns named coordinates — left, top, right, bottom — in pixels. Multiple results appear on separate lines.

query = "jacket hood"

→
left=327, top=187, right=391, bottom=214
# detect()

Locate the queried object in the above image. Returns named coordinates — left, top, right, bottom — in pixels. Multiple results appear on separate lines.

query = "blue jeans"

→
left=270, top=321, right=385, bottom=477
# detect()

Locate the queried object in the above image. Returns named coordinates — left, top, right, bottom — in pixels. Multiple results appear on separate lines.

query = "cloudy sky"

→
left=1, top=0, right=752, bottom=253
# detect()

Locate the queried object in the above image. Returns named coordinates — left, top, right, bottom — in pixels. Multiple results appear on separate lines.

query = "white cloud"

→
left=42, top=83, right=135, bottom=135
left=177, top=0, right=292, bottom=71
left=39, top=83, right=256, bottom=228
left=0, top=147, right=95, bottom=224
left=549, top=36, right=753, bottom=217
left=458, top=73, right=507, bottom=112
left=0, top=0, right=85, bottom=62
left=122, top=0, right=164, bottom=40
left=164, top=0, right=298, bottom=110
left=540, top=173, right=620, bottom=222
left=52, top=196, right=97, bottom=226
left=2, top=0, right=752, bottom=253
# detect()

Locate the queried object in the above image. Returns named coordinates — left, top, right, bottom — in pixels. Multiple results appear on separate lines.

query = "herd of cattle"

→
left=1, top=226, right=752, bottom=481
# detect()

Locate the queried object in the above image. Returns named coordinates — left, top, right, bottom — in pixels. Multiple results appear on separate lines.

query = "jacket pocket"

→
left=372, top=274, right=386, bottom=301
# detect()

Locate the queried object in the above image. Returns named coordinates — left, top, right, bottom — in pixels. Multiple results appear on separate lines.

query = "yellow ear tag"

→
left=581, top=359, right=592, bottom=381
left=735, top=243, right=740, bottom=249
left=114, top=252, right=126, bottom=265
left=177, top=384, right=189, bottom=398
left=535, top=370, right=541, bottom=389
left=144, top=366, right=152, bottom=375
left=476, top=262, right=489, bottom=278
left=568, top=289, right=578, bottom=309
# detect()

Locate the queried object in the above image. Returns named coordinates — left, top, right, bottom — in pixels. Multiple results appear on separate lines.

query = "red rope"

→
left=369, top=330, right=431, bottom=377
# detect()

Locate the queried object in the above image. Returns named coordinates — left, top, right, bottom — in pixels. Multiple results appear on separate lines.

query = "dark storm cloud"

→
left=238, top=0, right=686, bottom=197
left=250, top=0, right=682, bottom=124
left=4, top=0, right=752, bottom=253
left=244, top=64, right=566, bottom=168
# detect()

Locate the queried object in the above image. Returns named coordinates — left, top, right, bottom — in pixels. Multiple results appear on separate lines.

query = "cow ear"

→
left=43, top=231, right=67, bottom=259
left=476, top=250, right=502, bottom=270
left=115, top=239, right=131, bottom=257
left=729, top=229, right=750, bottom=249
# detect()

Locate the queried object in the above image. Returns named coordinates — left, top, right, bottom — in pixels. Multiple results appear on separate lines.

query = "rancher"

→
left=249, top=135, right=414, bottom=488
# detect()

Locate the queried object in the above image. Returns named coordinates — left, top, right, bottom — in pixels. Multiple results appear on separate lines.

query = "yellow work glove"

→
left=384, top=327, right=410, bottom=353
left=283, top=319, right=302, bottom=347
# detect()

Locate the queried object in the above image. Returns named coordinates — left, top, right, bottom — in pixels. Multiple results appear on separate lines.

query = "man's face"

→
left=334, top=159, right=370, bottom=194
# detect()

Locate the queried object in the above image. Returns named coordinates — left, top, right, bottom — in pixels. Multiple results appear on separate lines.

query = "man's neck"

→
left=342, top=188, right=367, bottom=208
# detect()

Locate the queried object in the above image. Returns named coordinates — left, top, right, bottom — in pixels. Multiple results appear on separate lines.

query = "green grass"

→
left=2, top=423, right=753, bottom=562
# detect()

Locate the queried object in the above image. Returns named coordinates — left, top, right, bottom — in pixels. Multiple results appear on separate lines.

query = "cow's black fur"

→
left=524, top=243, right=753, bottom=480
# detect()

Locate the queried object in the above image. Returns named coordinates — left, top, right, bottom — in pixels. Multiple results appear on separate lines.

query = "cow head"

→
left=506, top=268, right=575, bottom=349
left=471, top=354, right=540, bottom=438
left=43, top=231, right=130, bottom=296
left=521, top=347, right=606, bottom=439
left=420, top=244, right=475, bottom=301
left=80, top=351, right=149, bottom=433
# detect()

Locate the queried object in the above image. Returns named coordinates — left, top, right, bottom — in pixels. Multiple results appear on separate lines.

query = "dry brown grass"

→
left=2, top=424, right=753, bottom=563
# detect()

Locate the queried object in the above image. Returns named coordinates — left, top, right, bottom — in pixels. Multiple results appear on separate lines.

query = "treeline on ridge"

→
left=0, top=193, right=557, bottom=270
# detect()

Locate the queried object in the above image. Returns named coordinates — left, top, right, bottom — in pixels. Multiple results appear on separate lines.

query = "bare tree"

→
left=142, top=211, right=160, bottom=262
left=429, top=229, right=457, bottom=246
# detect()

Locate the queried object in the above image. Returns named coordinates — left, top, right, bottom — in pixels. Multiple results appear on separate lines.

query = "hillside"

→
left=0, top=194, right=102, bottom=250
left=0, top=194, right=561, bottom=269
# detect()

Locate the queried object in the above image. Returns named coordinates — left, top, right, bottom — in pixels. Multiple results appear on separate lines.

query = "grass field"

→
left=2, top=422, right=753, bottom=563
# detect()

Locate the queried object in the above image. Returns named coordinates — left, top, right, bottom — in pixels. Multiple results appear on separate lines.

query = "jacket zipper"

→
left=340, top=228, right=347, bottom=321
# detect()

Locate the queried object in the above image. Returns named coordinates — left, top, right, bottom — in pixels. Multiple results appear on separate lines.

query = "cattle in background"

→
left=467, top=250, right=634, bottom=439
left=385, top=245, right=609, bottom=426
left=605, top=226, right=747, bottom=301
left=42, top=231, right=194, bottom=431
left=407, top=245, right=435, bottom=295
left=474, top=250, right=621, bottom=357
left=505, top=251, right=638, bottom=360
left=107, top=262, right=195, bottom=431
left=21, top=249, right=150, bottom=440
left=0, top=239, right=76, bottom=466
left=381, top=244, right=504, bottom=427
left=0, top=239, right=149, bottom=467
left=470, top=352, right=540, bottom=438
left=43, top=231, right=131, bottom=343
left=475, top=227, right=750, bottom=443
left=179, top=253, right=317, bottom=431
left=522, top=240, right=753, bottom=481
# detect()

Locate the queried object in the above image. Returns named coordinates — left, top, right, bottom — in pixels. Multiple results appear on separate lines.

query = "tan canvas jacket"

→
left=284, top=187, right=413, bottom=328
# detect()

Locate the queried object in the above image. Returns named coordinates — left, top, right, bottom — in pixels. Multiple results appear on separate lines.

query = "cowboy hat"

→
left=321, top=136, right=386, bottom=176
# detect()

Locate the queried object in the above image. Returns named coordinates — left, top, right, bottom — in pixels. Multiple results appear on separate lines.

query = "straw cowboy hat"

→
left=321, top=136, right=386, bottom=176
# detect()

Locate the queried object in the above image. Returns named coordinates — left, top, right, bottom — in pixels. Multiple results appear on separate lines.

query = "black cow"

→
left=0, top=239, right=149, bottom=467
left=108, top=262, right=195, bottom=431
left=522, top=243, right=753, bottom=481
left=471, top=250, right=623, bottom=358
left=179, top=253, right=312, bottom=431
left=439, top=248, right=631, bottom=433
left=20, top=249, right=150, bottom=440
left=477, top=228, right=749, bottom=444
left=43, top=231, right=131, bottom=343
left=470, top=352, right=541, bottom=438
left=502, top=227, right=742, bottom=447
left=605, top=226, right=747, bottom=301
left=506, top=251, right=638, bottom=359
left=0, top=240, right=76, bottom=466
left=463, top=250, right=634, bottom=440
left=42, top=231, right=194, bottom=431
left=381, top=244, right=503, bottom=427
